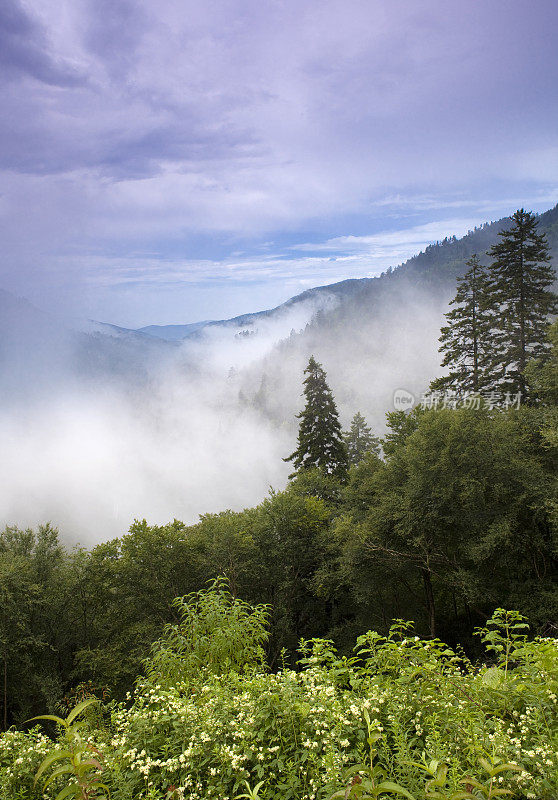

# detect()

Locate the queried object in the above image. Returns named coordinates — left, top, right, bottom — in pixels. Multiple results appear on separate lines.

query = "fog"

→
left=0, top=282, right=449, bottom=545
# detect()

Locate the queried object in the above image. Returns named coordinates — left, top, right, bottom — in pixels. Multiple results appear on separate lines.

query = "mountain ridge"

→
left=133, top=203, right=558, bottom=341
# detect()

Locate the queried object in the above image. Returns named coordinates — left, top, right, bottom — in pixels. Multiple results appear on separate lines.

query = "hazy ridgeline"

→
left=1, top=204, right=557, bottom=544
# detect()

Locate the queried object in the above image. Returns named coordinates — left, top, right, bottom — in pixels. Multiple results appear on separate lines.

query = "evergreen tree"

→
left=343, top=412, right=380, bottom=466
left=524, top=320, right=558, bottom=406
left=487, top=209, right=557, bottom=395
left=285, top=356, right=348, bottom=478
left=430, top=254, right=495, bottom=394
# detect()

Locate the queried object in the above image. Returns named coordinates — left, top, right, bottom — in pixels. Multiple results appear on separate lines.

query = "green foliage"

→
left=288, top=467, right=346, bottom=507
left=486, top=209, right=557, bottom=395
left=143, top=578, right=270, bottom=688
left=474, top=610, right=529, bottom=678
left=331, top=710, right=415, bottom=799
left=0, top=727, right=55, bottom=799
left=407, top=754, right=522, bottom=800
left=343, top=413, right=381, bottom=467
left=382, top=408, right=423, bottom=458
left=524, top=320, right=558, bottom=406
left=431, top=255, right=495, bottom=394
left=251, top=488, right=332, bottom=659
left=0, top=523, right=67, bottom=728
left=430, top=209, right=557, bottom=398
left=3, top=604, right=556, bottom=800
left=235, top=779, right=265, bottom=800
left=335, top=406, right=557, bottom=640
left=285, top=355, right=348, bottom=479
left=30, top=698, right=110, bottom=800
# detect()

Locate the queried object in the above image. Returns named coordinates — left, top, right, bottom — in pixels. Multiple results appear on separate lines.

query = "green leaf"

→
left=66, top=697, right=98, bottom=725
left=27, top=714, right=66, bottom=727
left=404, top=760, right=433, bottom=774
left=491, top=763, right=522, bottom=775
left=35, top=751, right=73, bottom=783
left=460, top=777, right=484, bottom=790
left=74, top=760, right=100, bottom=777
left=447, top=793, right=476, bottom=800
left=430, top=765, right=448, bottom=787
left=53, top=785, right=80, bottom=800
left=482, top=667, right=504, bottom=688
left=43, top=764, right=74, bottom=789
left=375, top=780, right=416, bottom=799
left=478, top=757, right=494, bottom=774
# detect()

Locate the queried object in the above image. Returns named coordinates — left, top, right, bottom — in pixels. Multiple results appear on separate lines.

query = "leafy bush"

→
left=0, top=727, right=55, bottom=799
left=1, top=599, right=556, bottom=800
left=143, top=578, right=270, bottom=688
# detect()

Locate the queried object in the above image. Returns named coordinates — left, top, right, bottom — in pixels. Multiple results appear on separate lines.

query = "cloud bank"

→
left=0, top=276, right=450, bottom=544
left=0, top=0, right=557, bottom=323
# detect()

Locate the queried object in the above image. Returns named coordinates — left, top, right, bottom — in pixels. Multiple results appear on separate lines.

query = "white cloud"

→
left=1, top=0, right=557, bottom=323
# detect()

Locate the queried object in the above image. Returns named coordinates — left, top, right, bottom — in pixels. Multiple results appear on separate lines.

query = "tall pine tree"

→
left=487, top=209, right=557, bottom=395
left=285, top=356, right=348, bottom=478
left=430, top=254, right=495, bottom=394
left=343, top=412, right=380, bottom=466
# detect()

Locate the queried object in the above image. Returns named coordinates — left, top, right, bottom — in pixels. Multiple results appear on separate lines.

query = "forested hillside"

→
left=233, top=205, right=558, bottom=432
left=1, top=209, right=557, bottom=800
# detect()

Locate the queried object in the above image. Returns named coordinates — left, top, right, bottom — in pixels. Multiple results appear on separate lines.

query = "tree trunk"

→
left=421, top=568, right=436, bottom=638
left=3, top=657, right=6, bottom=731
left=472, top=266, right=479, bottom=392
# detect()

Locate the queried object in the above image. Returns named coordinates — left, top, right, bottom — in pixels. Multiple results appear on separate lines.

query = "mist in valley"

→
left=0, top=280, right=450, bottom=545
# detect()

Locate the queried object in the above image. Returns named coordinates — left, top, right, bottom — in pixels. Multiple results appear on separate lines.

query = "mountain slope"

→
left=232, top=204, right=558, bottom=432
left=137, top=204, right=558, bottom=344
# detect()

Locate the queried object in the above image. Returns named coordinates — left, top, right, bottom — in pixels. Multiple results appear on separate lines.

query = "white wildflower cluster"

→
left=1, top=633, right=556, bottom=799
left=103, top=666, right=381, bottom=798
left=0, top=728, right=61, bottom=799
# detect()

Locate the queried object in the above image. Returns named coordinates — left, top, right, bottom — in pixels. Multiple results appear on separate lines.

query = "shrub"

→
left=1, top=603, right=556, bottom=800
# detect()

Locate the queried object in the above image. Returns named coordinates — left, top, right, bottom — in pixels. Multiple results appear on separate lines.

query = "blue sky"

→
left=1, top=0, right=557, bottom=326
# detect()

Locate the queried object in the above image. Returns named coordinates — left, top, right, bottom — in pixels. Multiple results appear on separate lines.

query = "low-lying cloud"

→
left=0, top=280, right=449, bottom=545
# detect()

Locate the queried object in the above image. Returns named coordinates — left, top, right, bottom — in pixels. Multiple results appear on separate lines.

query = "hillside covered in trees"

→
left=232, top=204, right=558, bottom=432
left=1, top=209, right=557, bottom=800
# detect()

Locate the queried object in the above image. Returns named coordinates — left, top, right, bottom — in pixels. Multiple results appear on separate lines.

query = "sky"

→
left=1, top=0, right=557, bottom=327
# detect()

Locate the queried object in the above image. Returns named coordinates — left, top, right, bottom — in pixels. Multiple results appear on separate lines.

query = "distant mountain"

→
left=78, top=319, right=166, bottom=341
left=138, top=321, right=213, bottom=340
left=0, top=290, right=176, bottom=404
left=133, top=279, right=370, bottom=342
left=135, top=204, right=558, bottom=343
